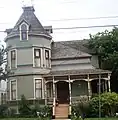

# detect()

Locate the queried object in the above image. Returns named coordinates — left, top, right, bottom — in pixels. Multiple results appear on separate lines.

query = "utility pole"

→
left=98, top=74, right=101, bottom=118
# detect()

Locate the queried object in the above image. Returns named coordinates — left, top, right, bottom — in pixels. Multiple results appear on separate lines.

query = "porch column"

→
left=108, top=74, right=111, bottom=92
left=68, top=75, right=72, bottom=117
left=52, top=76, right=56, bottom=118
left=44, top=80, right=47, bottom=105
left=87, top=74, right=91, bottom=100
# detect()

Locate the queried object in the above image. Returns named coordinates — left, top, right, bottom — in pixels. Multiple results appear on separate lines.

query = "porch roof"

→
left=44, top=69, right=111, bottom=77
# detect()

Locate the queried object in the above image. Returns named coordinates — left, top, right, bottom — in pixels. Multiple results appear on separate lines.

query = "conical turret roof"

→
left=6, top=6, right=51, bottom=39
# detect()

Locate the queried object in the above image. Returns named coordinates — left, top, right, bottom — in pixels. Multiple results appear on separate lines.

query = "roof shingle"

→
left=51, top=40, right=94, bottom=60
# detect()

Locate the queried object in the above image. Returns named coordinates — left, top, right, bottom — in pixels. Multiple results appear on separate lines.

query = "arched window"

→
left=20, top=23, right=28, bottom=40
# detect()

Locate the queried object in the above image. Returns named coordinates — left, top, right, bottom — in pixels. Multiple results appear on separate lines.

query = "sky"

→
left=0, top=0, right=118, bottom=43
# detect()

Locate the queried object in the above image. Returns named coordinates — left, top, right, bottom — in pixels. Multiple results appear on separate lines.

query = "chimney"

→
left=22, top=6, right=35, bottom=12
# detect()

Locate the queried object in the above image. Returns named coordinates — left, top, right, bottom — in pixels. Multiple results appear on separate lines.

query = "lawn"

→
left=71, top=118, right=118, bottom=120
left=86, top=118, right=118, bottom=120
left=0, top=118, right=49, bottom=120
left=0, top=118, right=118, bottom=120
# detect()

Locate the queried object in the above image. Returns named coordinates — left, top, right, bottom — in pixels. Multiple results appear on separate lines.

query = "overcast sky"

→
left=0, top=0, right=118, bottom=43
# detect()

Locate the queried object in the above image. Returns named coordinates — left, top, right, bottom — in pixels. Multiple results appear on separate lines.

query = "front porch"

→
left=43, top=69, right=111, bottom=119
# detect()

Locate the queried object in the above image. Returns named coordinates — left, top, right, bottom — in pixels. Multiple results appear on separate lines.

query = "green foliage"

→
left=72, top=101, right=89, bottom=118
left=31, top=104, right=51, bottom=118
left=88, top=27, right=118, bottom=70
left=0, top=45, right=11, bottom=81
left=89, top=92, right=118, bottom=117
left=18, top=95, right=32, bottom=117
left=0, top=104, right=8, bottom=117
left=88, top=27, right=118, bottom=92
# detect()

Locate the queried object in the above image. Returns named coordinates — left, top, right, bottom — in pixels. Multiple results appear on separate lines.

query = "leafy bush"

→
left=18, top=95, right=32, bottom=117
left=0, top=104, right=8, bottom=118
left=31, top=104, right=51, bottom=118
left=72, top=101, right=89, bottom=119
left=89, top=92, right=118, bottom=117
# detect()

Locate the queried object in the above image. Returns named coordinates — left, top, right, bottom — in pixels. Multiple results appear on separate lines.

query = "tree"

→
left=0, top=44, right=11, bottom=81
left=88, top=27, right=118, bottom=92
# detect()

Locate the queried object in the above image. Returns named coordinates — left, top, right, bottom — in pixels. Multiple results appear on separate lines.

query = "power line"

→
left=53, top=24, right=118, bottom=30
left=0, top=24, right=117, bottom=33
left=44, top=15, right=118, bottom=22
left=1, top=15, right=118, bottom=25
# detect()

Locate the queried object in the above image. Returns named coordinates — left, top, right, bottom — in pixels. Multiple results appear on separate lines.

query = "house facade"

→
left=5, top=6, right=111, bottom=118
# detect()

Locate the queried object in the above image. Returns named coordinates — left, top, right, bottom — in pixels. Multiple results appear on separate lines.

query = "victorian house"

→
left=5, top=6, right=111, bottom=119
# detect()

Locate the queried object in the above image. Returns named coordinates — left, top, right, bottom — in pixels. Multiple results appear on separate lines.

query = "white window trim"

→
left=19, top=22, right=29, bottom=41
left=45, top=49, right=51, bottom=68
left=10, top=79, right=17, bottom=101
left=33, top=78, right=43, bottom=99
left=33, top=47, right=42, bottom=67
left=9, top=49, right=17, bottom=69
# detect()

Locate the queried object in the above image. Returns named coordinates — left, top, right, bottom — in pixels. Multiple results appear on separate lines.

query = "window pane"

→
left=21, top=24, right=27, bottom=31
left=35, top=79, right=42, bottom=98
left=35, top=89, right=41, bottom=98
left=35, top=79, right=41, bottom=88
left=11, top=50, right=16, bottom=60
left=11, top=50, right=16, bottom=68
left=12, top=90, right=16, bottom=100
left=11, top=81, right=16, bottom=100
left=21, top=24, right=28, bottom=40
left=34, top=49, right=40, bottom=58
left=22, top=32, right=27, bottom=40
left=34, top=58, right=41, bottom=67
left=45, top=50, right=49, bottom=59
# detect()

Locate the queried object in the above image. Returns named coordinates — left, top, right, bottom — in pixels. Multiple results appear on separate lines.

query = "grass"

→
left=74, top=118, right=118, bottom=120
left=0, top=118, right=49, bottom=120
left=0, top=118, right=118, bottom=120
left=86, top=118, right=118, bottom=120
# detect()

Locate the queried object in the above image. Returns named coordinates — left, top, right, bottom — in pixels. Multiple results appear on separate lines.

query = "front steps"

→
left=55, top=104, right=69, bottom=119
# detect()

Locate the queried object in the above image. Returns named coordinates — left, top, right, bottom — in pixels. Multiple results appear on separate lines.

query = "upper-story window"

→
left=10, top=50, right=17, bottom=69
left=20, top=22, right=29, bottom=40
left=45, top=50, right=50, bottom=68
left=34, top=48, right=41, bottom=67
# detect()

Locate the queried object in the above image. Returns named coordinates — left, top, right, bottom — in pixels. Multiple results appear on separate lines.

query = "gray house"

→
left=5, top=6, right=111, bottom=119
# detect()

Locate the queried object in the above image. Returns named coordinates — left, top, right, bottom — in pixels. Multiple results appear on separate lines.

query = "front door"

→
left=57, top=81, right=69, bottom=104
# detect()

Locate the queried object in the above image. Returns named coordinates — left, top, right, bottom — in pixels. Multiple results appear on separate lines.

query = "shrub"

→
left=0, top=104, right=8, bottom=118
left=18, top=95, right=32, bottom=117
left=89, top=92, right=118, bottom=117
left=31, top=104, right=51, bottom=118
left=72, top=101, right=89, bottom=119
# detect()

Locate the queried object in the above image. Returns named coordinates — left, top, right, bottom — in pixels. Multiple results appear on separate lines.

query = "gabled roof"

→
left=6, top=6, right=51, bottom=39
left=51, top=40, right=94, bottom=60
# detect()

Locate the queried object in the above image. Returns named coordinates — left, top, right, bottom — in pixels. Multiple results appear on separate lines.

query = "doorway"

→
left=57, top=81, right=69, bottom=104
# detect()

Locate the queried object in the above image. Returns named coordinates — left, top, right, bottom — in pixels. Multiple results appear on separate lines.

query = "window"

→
left=11, top=50, right=16, bottom=68
left=45, top=50, right=50, bottom=67
left=34, top=79, right=42, bottom=98
left=34, top=49, right=41, bottom=67
left=11, top=80, right=16, bottom=100
left=20, top=23, right=28, bottom=40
